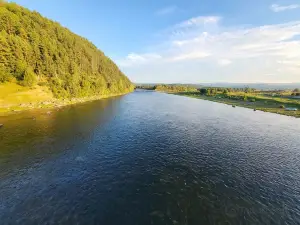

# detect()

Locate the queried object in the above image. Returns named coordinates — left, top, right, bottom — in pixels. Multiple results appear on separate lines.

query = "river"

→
left=1, top=90, right=300, bottom=224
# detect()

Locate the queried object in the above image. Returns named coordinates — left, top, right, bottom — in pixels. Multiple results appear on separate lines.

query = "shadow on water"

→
left=0, top=96, right=123, bottom=178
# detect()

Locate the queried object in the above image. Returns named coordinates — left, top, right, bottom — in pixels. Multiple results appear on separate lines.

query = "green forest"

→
left=136, top=84, right=198, bottom=92
left=0, top=1, right=134, bottom=99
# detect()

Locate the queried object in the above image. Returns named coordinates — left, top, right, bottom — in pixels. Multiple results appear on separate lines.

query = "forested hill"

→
left=0, top=1, right=134, bottom=98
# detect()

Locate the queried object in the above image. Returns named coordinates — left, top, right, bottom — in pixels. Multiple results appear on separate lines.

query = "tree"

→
left=223, top=89, right=229, bottom=95
left=293, top=88, right=300, bottom=93
left=0, top=64, right=12, bottom=82
left=21, top=68, right=37, bottom=87
left=0, top=1, right=133, bottom=98
left=200, top=88, right=208, bottom=95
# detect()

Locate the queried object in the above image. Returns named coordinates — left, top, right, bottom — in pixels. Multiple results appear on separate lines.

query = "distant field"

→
left=175, top=92, right=300, bottom=118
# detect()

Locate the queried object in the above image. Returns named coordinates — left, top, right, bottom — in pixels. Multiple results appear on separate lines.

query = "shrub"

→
left=21, top=68, right=37, bottom=87
left=279, top=105, right=285, bottom=109
left=0, top=71, right=13, bottom=83
left=0, top=64, right=14, bottom=82
left=38, top=81, right=47, bottom=86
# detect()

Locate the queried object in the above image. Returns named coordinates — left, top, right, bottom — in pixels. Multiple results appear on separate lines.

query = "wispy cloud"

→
left=117, top=53, right=162, bottom=67
left=164, top=16, right=221, bottom=39
left=176, top=16, right=221, bottom=28
left=117, top=16, right=300, bottom=82
left=155, top=6, right=177, bottom=16
left=170, top=52, right=211, bottom=61
left=270, top=4, right=300, bottom=12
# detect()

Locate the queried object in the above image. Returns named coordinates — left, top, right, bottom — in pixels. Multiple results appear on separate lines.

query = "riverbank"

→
left=0, top=83, right=133, bottom=117
left=171, top=92, right=300, bottom=118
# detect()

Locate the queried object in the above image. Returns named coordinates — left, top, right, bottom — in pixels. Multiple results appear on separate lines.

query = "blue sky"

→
left=10, top=0, right=300, bottom=83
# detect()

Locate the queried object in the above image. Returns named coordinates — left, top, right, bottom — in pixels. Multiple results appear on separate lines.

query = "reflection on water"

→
left=0, top=97, right=120, bottom=178
left=1, top=91, right=300, bottom=224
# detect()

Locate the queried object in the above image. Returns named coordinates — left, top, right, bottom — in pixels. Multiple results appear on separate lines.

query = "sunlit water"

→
left=1, top=90, right=300, bottom=225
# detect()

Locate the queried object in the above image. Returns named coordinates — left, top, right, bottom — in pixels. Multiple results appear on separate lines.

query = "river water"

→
left=1, top=90, right=300, bottom=225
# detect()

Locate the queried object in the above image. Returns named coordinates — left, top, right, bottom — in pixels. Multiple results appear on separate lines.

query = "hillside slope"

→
left=0, top=2, right=133, bottom=100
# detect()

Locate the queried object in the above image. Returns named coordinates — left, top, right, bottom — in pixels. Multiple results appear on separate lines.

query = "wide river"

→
left=1, top=90, right=300, bottom=224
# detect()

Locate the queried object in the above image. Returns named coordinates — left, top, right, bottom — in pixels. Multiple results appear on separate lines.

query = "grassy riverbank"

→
left=174, top=92, right=300, bottom=118
left=0, top=83, right=132, bottom=116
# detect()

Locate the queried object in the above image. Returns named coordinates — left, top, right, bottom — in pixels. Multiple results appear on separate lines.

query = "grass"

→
left=0, top=82, right=132, bottom=116
left=0, top=83, right=54, bottom=114
left=172, top=92, right=300, bottom=118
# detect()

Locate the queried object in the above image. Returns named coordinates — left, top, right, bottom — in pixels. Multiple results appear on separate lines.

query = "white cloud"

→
left=176, top=16, right=221, bottom=28
left=277, top=59, right=300, bottom=66
left=117, top=53, right=162, bottom=67
left=158, top=16, right=221, bottom=38
left=170, top=52, right=211, bottom=61
left=270, top=4, right=300, bottom=12
left=116, top=16, right=300, bottom=83
left=218, top=59, right=232, bottom=66
left=155, top=6, right=177, bottom=16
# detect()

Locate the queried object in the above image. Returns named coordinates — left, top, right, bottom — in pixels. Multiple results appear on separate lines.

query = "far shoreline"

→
left=169, top=92, right=300, bottom=118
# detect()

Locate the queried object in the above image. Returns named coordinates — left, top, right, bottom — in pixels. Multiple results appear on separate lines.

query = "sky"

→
left=9, top=0, right=300, bottom=83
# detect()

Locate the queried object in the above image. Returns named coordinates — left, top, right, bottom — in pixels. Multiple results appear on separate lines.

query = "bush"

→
left=0, top=71, right=13, bottom=83
left=38, top=81, right=47, bottom=86
left=0, top=65, right=13, bottom=83
left=250, top=98, right=256, bottom=102
left=279, top=105, right=285, bottom=109
left=21, top=68, right=37, bottom=87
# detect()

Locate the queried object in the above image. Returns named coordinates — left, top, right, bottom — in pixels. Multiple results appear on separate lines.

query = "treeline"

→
left=199, top=87, right=256, bottom=95
left=136, top=84, right=257, bottom=94
left=0, top=2, right=133, bottom=98
left=136, top=84, right=198, bottom=92
left=155, top=85, right=197, bottom=92
left=135, top=85, right=156, bottom=90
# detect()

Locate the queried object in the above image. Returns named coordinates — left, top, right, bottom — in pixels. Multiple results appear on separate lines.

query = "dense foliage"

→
left=135, top=85, right=156, bottom=90
left=154, top=85, right=197, bottom=92
left=0, top=2, right=133, bottom=98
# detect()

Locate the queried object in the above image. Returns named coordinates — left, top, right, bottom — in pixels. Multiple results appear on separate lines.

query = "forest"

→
left=0, top=1, right=134, bottom=99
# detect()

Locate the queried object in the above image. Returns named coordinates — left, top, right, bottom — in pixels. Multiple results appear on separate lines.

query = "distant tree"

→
left=210, top=88, right=217, bottom=96
left=244, top=87, right=255, bottom=93
left=155, top=85, right=197, bottom=93
left=200, top=88, right=208, bottom=95
left=293, top=88, right=300, bottom=93
left=207, top=89, right=212, bottom=95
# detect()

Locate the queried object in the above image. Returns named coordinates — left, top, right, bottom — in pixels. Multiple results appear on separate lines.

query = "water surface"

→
left=1, top=91, right=300, bottom=224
